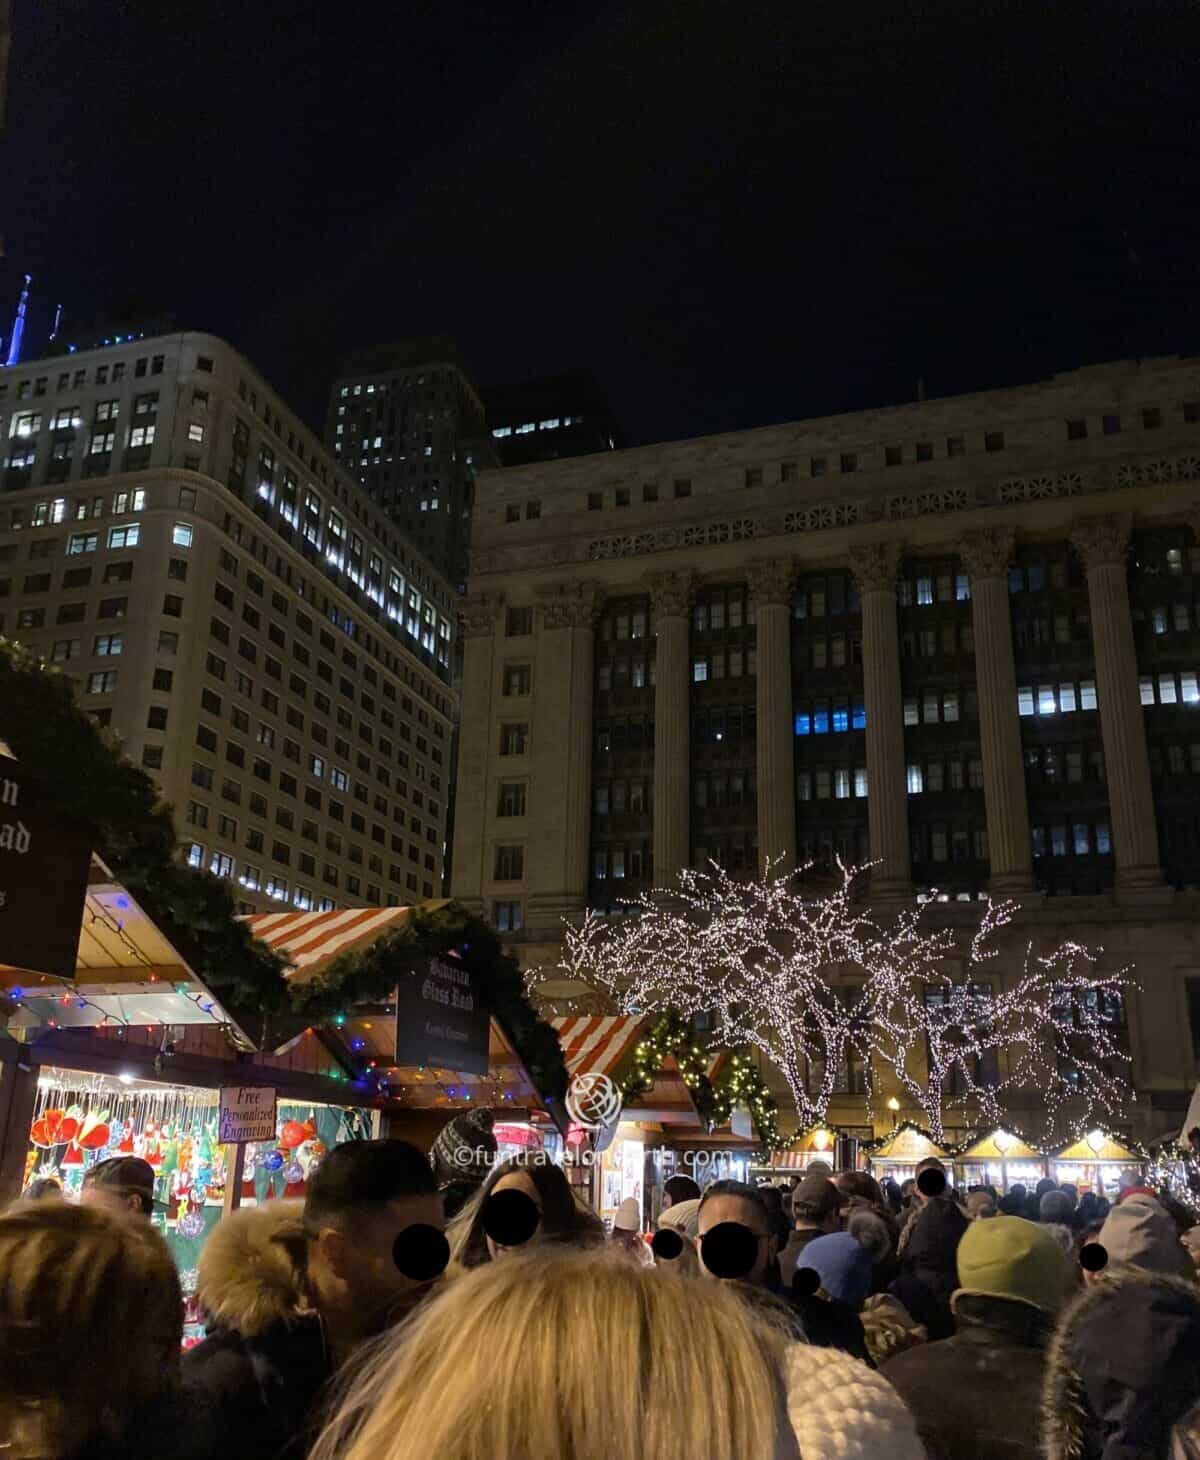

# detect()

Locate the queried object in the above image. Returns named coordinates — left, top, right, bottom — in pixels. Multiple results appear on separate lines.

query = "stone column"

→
left=449, top=591, right=503, bottom=915
left=848, top=541, right=911, bottom=898
left=528, top=581, right=604, bottom=926
left=1070, top=513, right=1163, bottom=891
left=649, top=570, right=694, bottom=885
left=958, top=528, right=1034, bottom=896
left=747, top=558, right=798, bottom=874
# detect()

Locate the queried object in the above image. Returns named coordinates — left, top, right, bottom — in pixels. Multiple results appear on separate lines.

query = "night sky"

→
left=5, top=1, right=1200, bottom=445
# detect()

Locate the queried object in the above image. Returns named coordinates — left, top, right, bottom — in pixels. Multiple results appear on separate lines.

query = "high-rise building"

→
left=0, top=331, right=458, bottom=912
left=324, top=338, right=486, bottom=588
left=484, top=371, right=621, bottom=468
left=452, top=354, right=1200, bottom=1142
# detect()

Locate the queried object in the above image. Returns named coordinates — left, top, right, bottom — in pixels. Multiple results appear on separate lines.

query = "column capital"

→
left=536, top=581, right=605, bottom=630
left=746, top=557, right=797, bottom=609
left=460, top=591, right=503, bottom=638
left=958, top=527, right=1015, bottom=582
left=1071, top=512, right=1132, bottom=571
left=647, top=569, right=695, bottom=619
left=848, top=540, right=903, bottom=594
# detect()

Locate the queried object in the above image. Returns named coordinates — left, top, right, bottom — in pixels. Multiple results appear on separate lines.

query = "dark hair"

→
left=24, top=1178, right=63, bottom=1201
left=836, top=1171, right=884, bottom=1207
left=915, top=1157, right=945, bottom=1177
left=454, top=1155, right=604, bottom=1268
left=757, top=1185, right=791, bottom=1246
left=663, top=1174, right=701, bottom=1206
left=698, top=1179, right=771, bottom=1231
left=1009, top=1182, right=1027, bottom=1200
left=1035, top=1177, right=1057, bottom=1199
left=304, top=1139, right=436, bottom=1230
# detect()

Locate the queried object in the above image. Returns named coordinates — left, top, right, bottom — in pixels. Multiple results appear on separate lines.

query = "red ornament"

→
left=61, top=1143, right=83, bottom=1166
left=78, top=1123, right=110, bottom=1151
left=279, top=1120, right=306, bottom=1150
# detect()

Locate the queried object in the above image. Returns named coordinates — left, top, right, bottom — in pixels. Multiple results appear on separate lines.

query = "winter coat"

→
left=779, top=1224, right=826, bottom=1287
left=1041, top=1268, right=1200, bottom=1460
left=181, top=1203, right=332, bottom=1460
left=791, top=1291, right=875, bottom=1366
left=882, top=1292, right=1055, bottom=1460
left=889, top=1196, right=967, bottom=1340
left=784, top=1342, right=926, bottom=1460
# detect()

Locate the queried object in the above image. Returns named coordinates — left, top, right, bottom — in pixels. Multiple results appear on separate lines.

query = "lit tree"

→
left=531, top=860, right=1133, bottom=1142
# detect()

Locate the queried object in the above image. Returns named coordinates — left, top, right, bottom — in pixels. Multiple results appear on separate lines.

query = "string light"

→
left=533, top=858, right=1133, bottom=1146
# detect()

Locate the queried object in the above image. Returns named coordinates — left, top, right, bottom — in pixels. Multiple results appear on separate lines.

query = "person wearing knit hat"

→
left=610, top=1197, right=652, bottom=1265
left=778, top=1172, right=841, bottom=1288
left=791, top=1232, right=875, bottom=1365
left=882, top=1216, right=1073, bottom=1460
left=1038, top=1189, right=1076, bottom=1226
left=653, top=1198, right=700, bottom=1273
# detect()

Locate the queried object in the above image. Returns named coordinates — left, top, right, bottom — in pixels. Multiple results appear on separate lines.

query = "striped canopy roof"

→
left=242, top=904, right=448, bottom=981
left=549, top=1015, right=648, bottom=1080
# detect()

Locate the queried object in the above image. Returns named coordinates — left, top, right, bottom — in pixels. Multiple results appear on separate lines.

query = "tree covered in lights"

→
left=534, top=860, right=1132, bottom=1143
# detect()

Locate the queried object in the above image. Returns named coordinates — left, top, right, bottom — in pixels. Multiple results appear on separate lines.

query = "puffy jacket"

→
left=1041, top=1268, right=1200, bottom=1460
left=182, top=1203, right=332, bottom=1460
left=784, top=1343, right=926, bottom=1460
left=890, top=1197, right=967, bottom=1340
left=883, top=1292, right=1054, bottom=1460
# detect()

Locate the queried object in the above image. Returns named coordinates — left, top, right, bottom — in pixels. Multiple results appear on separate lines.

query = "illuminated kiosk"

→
left=753, top=1123, right=845, bottom=1178
left=954, top=1127, right=1047, bottom=1193
left=1051, top=1129, right=1147, bottom=1199
left=865, top=1121, right=952, bottom=1186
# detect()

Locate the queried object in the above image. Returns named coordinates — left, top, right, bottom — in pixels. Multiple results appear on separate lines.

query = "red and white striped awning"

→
left=242, top=905, right=439, bottom=980
left=550, top=1015, right=648, bottom=1080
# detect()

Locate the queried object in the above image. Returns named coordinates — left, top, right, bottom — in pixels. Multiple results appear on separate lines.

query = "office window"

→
left=86, top=670, right=117, bottom=694
left=494, top=901, right=523, bottom=932
left=187, top=423, right=205, bottom=443
left=946, top=435, right=965, bottom=457
left=95, top=595, right=124, bottom=620
left=1066, top=419, right=1087, bottom=441
left=907, top=764, right=924, bottom=794
left=1142, top=406, right=1162, bottom=430
left=885, top=445, right=902, bottom=466
left=93, top=633, right=123, bottom=656
left=810, top=457, right=827, bottom=478
left=587, top=492, right=602, bottom=510
left=172, top=522, right=193, bottom=547
left=50, top=638, right=80, bottom=661
left=163, top=594, right=183, bottom=617
left=494, top=844, right=524, bottom=880
left=67, top=532, right=98, bottom=555
left=108, top=524, right=140, bottom=550
left=839, top=453, right=857, bottom=474
left=498, top=782, right=527, bottom=817
left=673, top=478, right=692, bottom=498
left=505, top=606, right=533, bottom=636
left=503, top=664, right=531, bottom=696
left=984, top=431, right=1004, bottom=452
left=500, top=723, right=529, bottom=755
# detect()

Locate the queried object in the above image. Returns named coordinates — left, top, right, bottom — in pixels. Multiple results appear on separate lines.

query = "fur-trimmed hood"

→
left=1041, top=1268, right=1200, bottom=1460
left=195, top=1200, right=311, bottom=1338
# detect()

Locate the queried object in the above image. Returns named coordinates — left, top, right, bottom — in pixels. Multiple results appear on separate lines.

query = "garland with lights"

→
left=535, top=858, right=1133, bottom=1146
left=289, top=902, right=568, bottom=1103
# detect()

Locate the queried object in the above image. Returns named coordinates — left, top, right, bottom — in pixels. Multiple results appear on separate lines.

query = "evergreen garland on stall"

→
left=617, top=1012, right=783, bottom=1151
left=289, top=902, right=569, bottom=1102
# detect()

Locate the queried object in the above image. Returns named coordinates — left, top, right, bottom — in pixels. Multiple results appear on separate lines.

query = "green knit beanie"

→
left=955, top=1214, right=1073, bottom=1314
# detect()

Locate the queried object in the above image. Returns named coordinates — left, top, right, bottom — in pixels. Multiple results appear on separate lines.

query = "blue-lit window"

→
left=795, top=711, right=811, bottom=736
left=813, top=701, right=830, bottom=734
left=1008, top=566, right=1023, bottom=594
left=1096, top=822, right=1112, bottom=854
left=916, top=576, right=934, bottom=605
left=852, top=698, right=866, bottom=730
left=832, top=700, right=849, bottom=732
left=955, top=574, right=970, bottom=601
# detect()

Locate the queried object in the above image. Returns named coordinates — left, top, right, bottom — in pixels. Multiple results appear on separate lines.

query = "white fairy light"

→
left=529, top=859, right=1133, bottom=1143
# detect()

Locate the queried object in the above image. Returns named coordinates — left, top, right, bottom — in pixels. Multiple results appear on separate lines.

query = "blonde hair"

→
left=312, top=1245, right=791, bottom=1460
left=0, top=1201, right=181, bottom=1457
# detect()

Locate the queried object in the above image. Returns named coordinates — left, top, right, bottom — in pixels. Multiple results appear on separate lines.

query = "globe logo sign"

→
left=565, top=1071, right=622, bottom=1131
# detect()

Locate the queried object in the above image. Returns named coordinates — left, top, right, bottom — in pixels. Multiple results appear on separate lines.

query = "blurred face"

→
left=312, top=1192, right=445, bottom=1325
left=486, top=1170, right=543, bottom=1261
left=696, top=1194, right=775, bottom=1287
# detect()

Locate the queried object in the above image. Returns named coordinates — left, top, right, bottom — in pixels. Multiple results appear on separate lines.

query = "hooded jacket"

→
left=1041, top=1268, right=1200, bottom=1460
left=181, top=1202, right=331, bottom=1460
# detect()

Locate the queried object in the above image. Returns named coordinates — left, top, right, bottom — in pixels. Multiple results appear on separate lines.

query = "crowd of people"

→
left=3, top=1141, right=1200, bottom=1460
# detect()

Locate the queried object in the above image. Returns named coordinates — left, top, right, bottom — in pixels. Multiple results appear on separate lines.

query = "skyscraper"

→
left=325, top=339, right=487, bottom=588
left=484, top=371, right=621, bottom=468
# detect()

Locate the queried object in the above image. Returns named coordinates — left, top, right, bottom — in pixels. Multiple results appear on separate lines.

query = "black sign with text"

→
left=0, top=763, right=91, bottom=977
left=394, top=952, right=490, bottom=1076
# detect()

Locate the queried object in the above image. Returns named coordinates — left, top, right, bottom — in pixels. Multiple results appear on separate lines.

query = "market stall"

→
left=751, top=1124, right=846, bottom=1182
left=1050, top=1130, right=1148, bottom=1199
left=865, top=1122, right=953, bottom=1186
left=954, top=1127, right=1048, bottom=1193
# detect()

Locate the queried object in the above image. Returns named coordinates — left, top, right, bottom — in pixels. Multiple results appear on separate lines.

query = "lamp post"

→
left=887, top=1096, right=900, bottom=1131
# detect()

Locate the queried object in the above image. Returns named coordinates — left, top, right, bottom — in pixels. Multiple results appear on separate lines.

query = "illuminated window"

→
left=187, top=422, right=205, bottom=443
left=172, top=522, right=193, bottom=547
left=907, top=764, right=924, bottom=794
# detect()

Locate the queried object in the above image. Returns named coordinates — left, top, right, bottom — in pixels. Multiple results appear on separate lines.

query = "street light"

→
left=886, top=1096, right=900, bottom=1129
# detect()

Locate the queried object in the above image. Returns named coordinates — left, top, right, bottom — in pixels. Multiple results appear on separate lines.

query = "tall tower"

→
left=4, top=273, right=31, bottom=367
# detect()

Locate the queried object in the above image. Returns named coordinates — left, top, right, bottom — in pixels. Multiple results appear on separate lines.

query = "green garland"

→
left=617, top=1012, right=783, bottom=1151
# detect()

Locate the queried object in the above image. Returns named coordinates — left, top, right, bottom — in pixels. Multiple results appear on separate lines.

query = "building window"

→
left=498, top=782, right=527, bottom=817
left=745, top=466, right=763, bottom=487
left=505, top=606, right=533, bottom=637
left=187, top=422, right=205, bottom=443
left=673, top=478, right=692, bottom=498
left=839, top=453, right=857, bottom=474
left=503, top=664, right=531, bottom=696
left=1142, top=406, right=1162, bottom=430
left=86, top=670, right=117, bottom=694
left=588, top=492, right=602, bottom=510
left=172, top=522, right=194, bottom=547
left=615, top=487, right=630, bottom=507
left=494, top=900, right=523, bottom=932
left=494, top=844, right=524, bottom=880
left=94, top=633, right=123, bottom=656
left=107, top=525, right=140, bottom=549
left=1066, top=419, right=1087, bottom=440
left=946, top=435, right=965, bottom=457
left=984, top=431, right=1005, bottom=452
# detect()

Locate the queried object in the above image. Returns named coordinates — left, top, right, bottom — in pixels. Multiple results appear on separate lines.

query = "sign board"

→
left=0, top=762, right=92, bottom=978
left=394, top=952, right=490, bottom=1076
left=730, top=1104, right=753, bottom=1140
left=219, top=1085, right=278, bottom=1144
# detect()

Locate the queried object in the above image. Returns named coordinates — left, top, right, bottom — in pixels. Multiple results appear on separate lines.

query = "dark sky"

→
left=5, top=1, right=1200, bottom=445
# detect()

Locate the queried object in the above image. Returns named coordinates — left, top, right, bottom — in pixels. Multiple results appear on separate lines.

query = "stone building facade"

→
left=453, top=355, right=1200, bottom=1140
left=0, top=332, right=457, bottom=913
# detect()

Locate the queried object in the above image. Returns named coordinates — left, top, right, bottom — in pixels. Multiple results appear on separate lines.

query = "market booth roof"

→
left=1, top=857, right=248, bottom=1041
left=957, top=1128, right=1045, bottom=1162
left=244, top=904, right=560, bottom=1124
left=868, top=1122, right=953, bottom=1163
left=1054, top=1131, right=1145, bottom=1163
